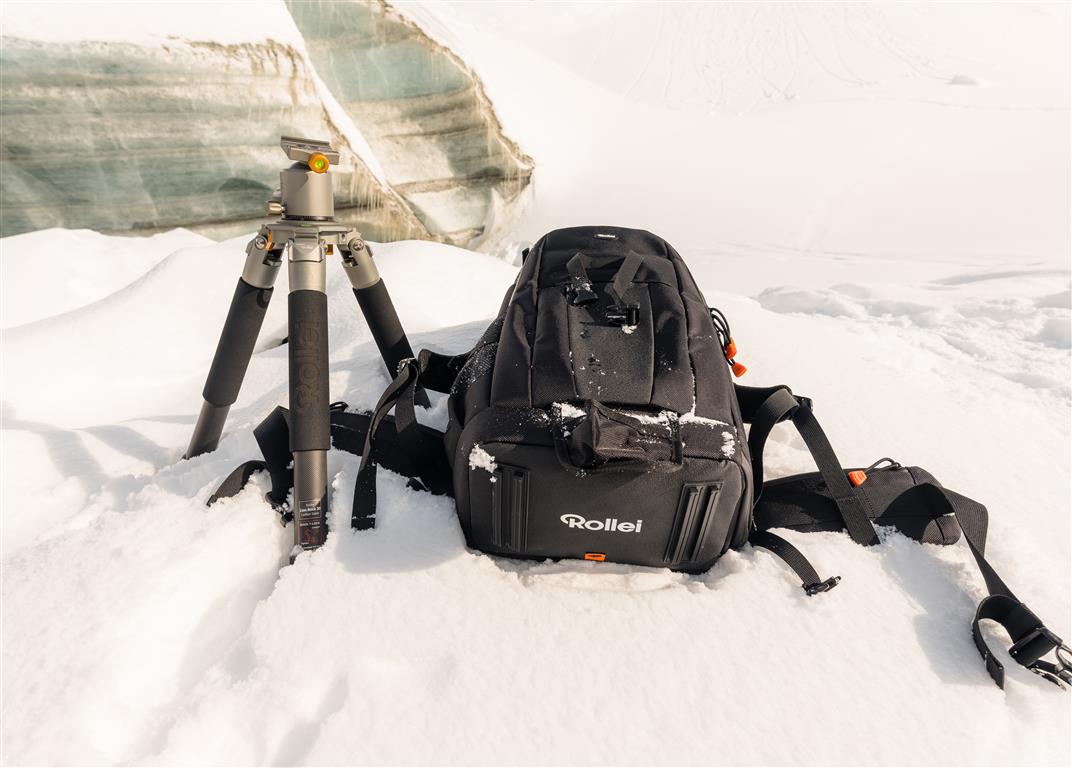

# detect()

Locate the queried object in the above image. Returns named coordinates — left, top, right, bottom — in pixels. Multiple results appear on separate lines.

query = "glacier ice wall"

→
left=0, top=1, right=531, bottom=243
left=0, top=37, right=429, bottom=242
left=287, top=0, right=532, bottom=244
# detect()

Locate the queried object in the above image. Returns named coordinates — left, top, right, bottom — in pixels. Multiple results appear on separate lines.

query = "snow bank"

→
left=1, top=228, right=212, bottom=329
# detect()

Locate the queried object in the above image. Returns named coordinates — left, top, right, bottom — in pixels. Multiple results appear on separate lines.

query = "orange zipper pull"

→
left=723, top=337, right=746, bottom=377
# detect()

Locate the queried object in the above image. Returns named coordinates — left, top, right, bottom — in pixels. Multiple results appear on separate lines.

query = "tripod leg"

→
left=341, top=236, right=430, bottom=407
left=186, top=230, right=282, bottom=459
left=288, top=236, right=331, bottom=552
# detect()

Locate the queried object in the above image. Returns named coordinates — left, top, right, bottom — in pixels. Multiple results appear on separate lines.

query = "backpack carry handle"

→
left=565, top=251, right=645, bottom=312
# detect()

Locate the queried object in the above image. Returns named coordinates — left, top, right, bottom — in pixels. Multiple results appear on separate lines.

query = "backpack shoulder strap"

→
left=928, top=485, right=1070, bottom=688
left=207, top=404, right=300, bottom=514
left=737, top=385, right=1070, bottom=689
left=352, top=354, right=453, bottom=530
left=736, top=384, right=880, bottom=546
left=205, top=395, right=450, bottom=529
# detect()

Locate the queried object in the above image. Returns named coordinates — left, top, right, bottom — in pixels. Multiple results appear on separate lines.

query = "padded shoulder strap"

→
left=738, top=384, right=880, bottom=546
left=739, top=382, right=1070, bottom=688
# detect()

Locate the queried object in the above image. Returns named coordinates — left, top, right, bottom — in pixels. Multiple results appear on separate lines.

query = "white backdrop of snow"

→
left=2, top=2, right=1070, bottom=765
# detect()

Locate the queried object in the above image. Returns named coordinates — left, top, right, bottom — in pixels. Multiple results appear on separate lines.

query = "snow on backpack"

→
left=210, top=225, right=1070, bottom=690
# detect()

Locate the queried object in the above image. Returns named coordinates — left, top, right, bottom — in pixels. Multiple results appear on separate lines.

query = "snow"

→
left=467, top=445, right=497, bottom=475
left=552, top=402, right=587, bottom=420
left=0, top=0, right=304, bottom=46
left=0, top=228, right=212, bottom=329
left=2, top=2, right=1070, bottom=766
left=680, top=412, right=731, bottom=429
left=721, top=432, right=736, bottom=459
left=395, top=2, right=1069, bottom=264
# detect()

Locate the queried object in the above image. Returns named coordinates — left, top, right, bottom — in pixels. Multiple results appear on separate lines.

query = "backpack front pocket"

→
left=465, top=440, right=743, bottom=572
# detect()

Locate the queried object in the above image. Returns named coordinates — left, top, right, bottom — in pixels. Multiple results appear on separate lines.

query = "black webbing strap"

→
left=913, top=483, right=1071, bottom=689
left=207, top=405, right=294, bottom=509
left=391, top=350, right=454, bottom=496
left=608, top=251, right=644, bottom=308
left=749, top=465, right=1071, bottom=688
left=566, top=253, right=598, bottom=305
left=749, top=530, right=840, bottom=595
left=565, top=251, right=644, bottom=309
left=417, top=347, right=470, bottom=394
left=206, top=392, right=451, bottom=532
left=353, top=359, right=424, bottom=531
left=746, top=387, right=880, bottom=547
left=208, top=459, right=271, bottom=506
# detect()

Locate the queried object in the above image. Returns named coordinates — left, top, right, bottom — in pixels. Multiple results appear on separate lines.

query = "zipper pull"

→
left=723, top=337, right=748, bottom=378
left=711, top=307, right=747, bottom=377
left=864, top=457, right=902, bottom=473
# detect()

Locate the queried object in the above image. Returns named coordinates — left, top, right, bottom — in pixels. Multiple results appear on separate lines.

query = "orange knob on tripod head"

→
left=308, top=152, right=330, bottom=173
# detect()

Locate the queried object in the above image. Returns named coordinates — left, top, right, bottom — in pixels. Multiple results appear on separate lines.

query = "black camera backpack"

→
left=211, top=225, right=1070, bottom=690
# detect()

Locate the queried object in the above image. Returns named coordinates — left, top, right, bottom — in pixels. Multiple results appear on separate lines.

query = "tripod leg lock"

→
left=242, top=226, right=283, bottom=289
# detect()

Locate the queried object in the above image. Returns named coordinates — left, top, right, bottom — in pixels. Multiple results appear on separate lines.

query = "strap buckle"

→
left=395, top=356, right=418, bottom=376
left=803, top=575, right=841, bottom=596
left=1029, top=657, right=1072, bottom=689
left=1010, top=625, right=1064, bottom=666
left=271, top=499, right=293, bottom=526
left=605, top=304, right=639, bottom=327
left=1010, top=626, right=1072, bottom=690
left=567, top=276, right=598, bottom=306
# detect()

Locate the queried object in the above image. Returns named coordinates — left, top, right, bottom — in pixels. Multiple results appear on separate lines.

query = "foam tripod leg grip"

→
left=203, top=278, right=274, bottom=407
left=288, top=290, right=331, bottom=452
left=353, top=281, right=430, bottom=406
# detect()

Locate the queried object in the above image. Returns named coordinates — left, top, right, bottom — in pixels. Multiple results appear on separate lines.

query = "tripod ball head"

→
left=273, top=136, right=338, bottom=221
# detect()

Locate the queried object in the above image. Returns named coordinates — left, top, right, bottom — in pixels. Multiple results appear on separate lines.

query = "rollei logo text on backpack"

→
left=560, top=514, right=644, bottom=533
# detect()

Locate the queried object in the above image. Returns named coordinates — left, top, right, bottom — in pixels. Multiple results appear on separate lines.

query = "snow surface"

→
left=0, top=228, right=212, bottom=330
left=2, top=2, right=1070, bottom=766
left=0, top=0, right=304, bottom=47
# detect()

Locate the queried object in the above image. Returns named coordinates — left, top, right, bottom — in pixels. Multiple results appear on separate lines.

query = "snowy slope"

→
left=400, top=1, right=1069, bottom=265
left=2, top=2, right=1070, bottom=765
left=0, top=228, right=214, bottom=330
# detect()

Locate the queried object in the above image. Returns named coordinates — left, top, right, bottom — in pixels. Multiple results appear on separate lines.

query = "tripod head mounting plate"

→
left=280, top=136, right=341, bottom=168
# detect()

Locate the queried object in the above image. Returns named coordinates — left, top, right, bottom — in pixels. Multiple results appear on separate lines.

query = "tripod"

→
left=185, top=136, right=426, bottom=553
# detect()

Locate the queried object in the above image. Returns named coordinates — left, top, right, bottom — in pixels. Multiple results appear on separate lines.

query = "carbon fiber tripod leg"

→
left=341, top=236, right=430, bottom=407
left=186, top=230, right=282, bottom=459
